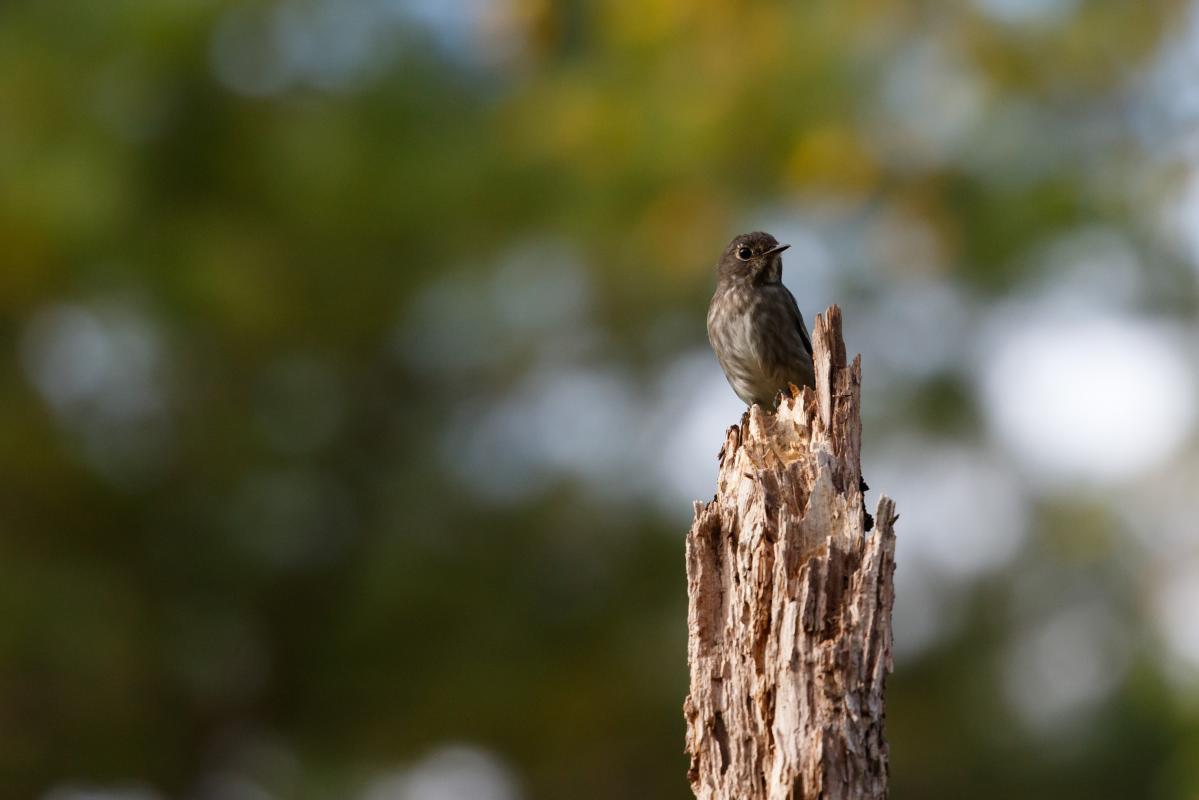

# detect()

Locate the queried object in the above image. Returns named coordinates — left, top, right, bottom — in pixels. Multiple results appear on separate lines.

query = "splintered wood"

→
left=684, top=305, right=898, bottom=800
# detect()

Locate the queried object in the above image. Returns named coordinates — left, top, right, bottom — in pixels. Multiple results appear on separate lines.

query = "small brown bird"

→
left=707, top=231, right=814, bottom=408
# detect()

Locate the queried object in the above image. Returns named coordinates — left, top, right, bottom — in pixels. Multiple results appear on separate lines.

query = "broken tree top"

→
left=684, top=304, right=899, bottom=800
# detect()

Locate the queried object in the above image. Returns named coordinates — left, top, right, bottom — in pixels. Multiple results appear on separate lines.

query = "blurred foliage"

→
left=3, top=0, right=1199, bottom=798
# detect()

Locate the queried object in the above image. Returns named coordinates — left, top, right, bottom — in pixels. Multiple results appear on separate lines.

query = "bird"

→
left=707, top=231, right=815, bottom=409
left=708, top=232, right=872, bottom=529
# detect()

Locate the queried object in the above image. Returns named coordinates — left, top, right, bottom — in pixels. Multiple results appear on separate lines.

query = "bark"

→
left=684, top=305, right=898, bottom=800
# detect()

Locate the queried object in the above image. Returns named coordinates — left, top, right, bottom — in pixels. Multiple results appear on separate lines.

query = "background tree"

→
left=2, top=1, right=1198, bottom=798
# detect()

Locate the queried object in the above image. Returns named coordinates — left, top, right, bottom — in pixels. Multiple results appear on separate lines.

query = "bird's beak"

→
left=763, top=243, right=790, bottom=257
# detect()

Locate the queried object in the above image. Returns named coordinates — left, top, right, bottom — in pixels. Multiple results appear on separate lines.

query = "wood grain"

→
left=685, top=305, right=898, bottom=800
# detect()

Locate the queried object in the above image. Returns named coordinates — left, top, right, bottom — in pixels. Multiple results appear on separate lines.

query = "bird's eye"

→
left=736, top=246, right=752, bottom=260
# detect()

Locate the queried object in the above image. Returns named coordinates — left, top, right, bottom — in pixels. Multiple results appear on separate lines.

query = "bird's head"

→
left=716, top=231, right=790, bottom=286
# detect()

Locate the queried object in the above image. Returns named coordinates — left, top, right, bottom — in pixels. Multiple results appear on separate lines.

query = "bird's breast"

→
left=707, top=288, right=764, bottom=370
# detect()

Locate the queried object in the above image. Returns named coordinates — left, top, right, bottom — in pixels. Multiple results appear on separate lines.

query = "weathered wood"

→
left=684, top=305, right=898, bottom=800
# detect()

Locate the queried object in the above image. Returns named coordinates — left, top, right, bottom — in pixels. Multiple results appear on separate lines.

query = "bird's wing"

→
left=783, top=285, right=813, bottom=356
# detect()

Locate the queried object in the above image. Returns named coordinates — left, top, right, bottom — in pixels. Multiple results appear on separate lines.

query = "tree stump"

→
left=684, top=305, right=898, bottom=800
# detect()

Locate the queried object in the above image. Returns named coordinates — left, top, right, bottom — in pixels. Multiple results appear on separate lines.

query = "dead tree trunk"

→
left=684, top=305, right=898, bottom=800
